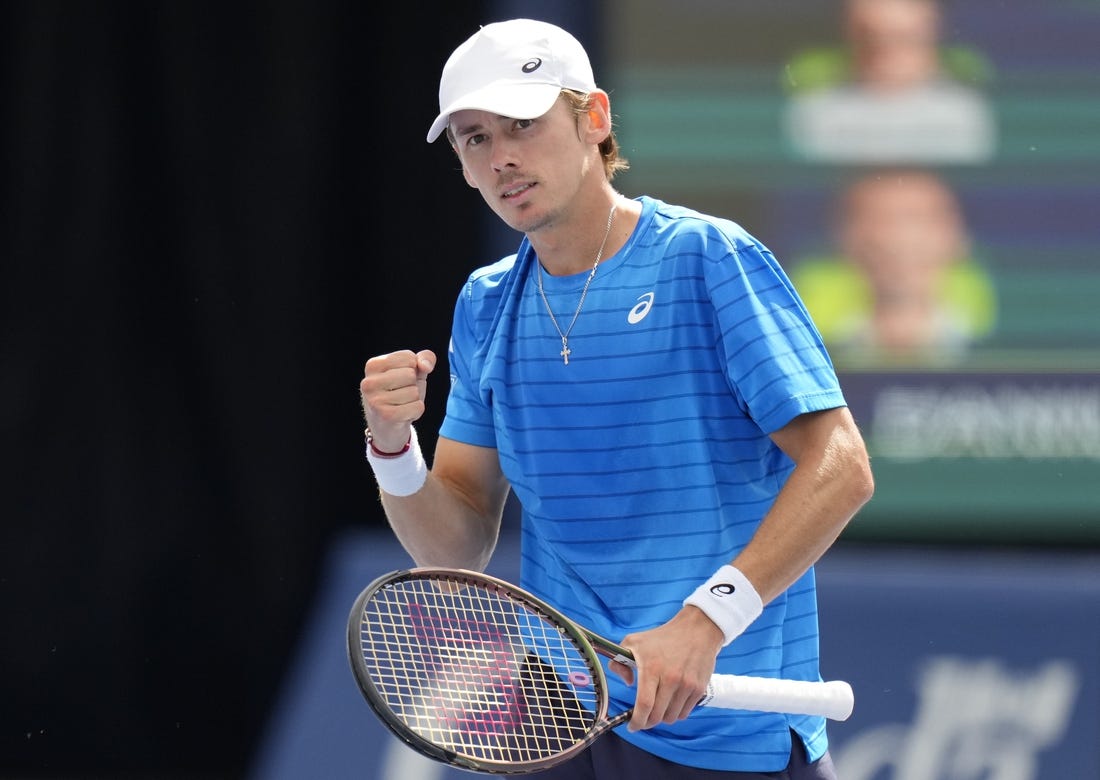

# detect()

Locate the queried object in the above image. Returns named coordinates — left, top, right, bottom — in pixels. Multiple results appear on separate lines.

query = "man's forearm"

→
left=736, top=411, right=874, bottom=603
left=379, top=474, right=503, bottom=571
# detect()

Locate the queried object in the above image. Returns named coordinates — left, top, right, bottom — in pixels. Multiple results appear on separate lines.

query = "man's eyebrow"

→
left=452, top=120, right=486, bottom=138
left=453, top=114, right=518, bottom=138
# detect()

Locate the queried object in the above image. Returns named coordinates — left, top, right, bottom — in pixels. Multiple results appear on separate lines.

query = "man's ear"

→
left=583, top=91, right=613, bottom=144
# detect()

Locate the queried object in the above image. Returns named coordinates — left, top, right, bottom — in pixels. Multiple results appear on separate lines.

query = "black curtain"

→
left=1, top=2, right=487, bottom=776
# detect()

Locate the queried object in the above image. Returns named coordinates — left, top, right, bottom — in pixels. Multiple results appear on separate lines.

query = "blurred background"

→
left=2, top=1, right=1097, bottom=778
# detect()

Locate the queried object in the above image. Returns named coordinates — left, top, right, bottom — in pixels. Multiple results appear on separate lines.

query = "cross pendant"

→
left=560, top=337, right=571, bottom=365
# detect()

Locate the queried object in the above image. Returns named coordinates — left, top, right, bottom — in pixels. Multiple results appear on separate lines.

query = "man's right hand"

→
left=360, top=350, right=437, bottom=452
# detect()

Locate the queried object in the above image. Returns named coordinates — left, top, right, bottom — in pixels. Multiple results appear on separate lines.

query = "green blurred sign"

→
left=841, top=371, right=1100, bottom=543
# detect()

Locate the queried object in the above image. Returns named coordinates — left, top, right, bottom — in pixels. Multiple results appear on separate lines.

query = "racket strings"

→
left=359, top=576, right=602, bottom=765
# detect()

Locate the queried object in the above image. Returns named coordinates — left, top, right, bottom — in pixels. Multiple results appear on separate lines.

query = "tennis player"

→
left=359, top=18, right=873, bottom=779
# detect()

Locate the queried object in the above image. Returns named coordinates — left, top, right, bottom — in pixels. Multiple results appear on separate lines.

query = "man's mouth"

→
left=502, top=182, right=535, bottom=199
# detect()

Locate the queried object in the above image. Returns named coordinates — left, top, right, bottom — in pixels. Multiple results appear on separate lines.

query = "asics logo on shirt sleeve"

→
left=627, top=292, right=655, bottom=324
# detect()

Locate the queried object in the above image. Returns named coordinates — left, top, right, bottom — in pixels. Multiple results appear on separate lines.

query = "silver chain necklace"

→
left=535, top=201, right=617, bottom=365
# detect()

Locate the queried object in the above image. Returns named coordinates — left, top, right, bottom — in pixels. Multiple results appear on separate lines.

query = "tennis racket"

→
left=347, top=567, right=854, bottom=775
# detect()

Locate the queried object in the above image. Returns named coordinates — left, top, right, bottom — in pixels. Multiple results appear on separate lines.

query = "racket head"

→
left=347, top=568, right=615, bottom=774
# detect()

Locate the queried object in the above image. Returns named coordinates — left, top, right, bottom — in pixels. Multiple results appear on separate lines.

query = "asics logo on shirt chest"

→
left=628, top=292, right=655, bottom=324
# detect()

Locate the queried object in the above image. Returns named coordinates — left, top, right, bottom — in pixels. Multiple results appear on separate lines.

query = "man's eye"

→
left=515, top=118, right=534, bottom=130
left=466, top=134, right=486, bottom=147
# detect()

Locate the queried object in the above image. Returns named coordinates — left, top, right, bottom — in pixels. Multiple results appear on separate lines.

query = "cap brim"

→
left=426, top=82, right=563, bottom=143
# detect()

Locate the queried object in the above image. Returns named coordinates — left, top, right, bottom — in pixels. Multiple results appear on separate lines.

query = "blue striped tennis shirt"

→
left=439, top=196, right=846, bottom=772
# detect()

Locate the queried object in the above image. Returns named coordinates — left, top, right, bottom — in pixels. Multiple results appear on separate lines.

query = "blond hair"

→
left=560, top=89, right=630, bottom=181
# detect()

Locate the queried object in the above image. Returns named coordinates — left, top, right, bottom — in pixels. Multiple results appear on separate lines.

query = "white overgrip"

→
left=698, top=675, right=854, bottom=721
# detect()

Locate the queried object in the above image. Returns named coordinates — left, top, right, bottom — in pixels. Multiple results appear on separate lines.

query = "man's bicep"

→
left=768, top=406, right=865, bottom=465
left=432, top=436, right=511, bottom=526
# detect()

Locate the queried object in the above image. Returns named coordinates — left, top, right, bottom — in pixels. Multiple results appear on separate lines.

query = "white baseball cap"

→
left=426, top=19, right=597, bottom=143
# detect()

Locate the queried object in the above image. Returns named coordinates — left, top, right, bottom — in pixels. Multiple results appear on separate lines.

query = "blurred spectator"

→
left=792, top=168, right=996, bottom=365
left=783, top=0, right=997, bottom=164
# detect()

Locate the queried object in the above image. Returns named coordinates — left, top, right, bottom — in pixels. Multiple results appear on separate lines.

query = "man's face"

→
left=846, top=0, right=941, bottom=91
left=448, top=97, right=597, bottom=236
left=841, top=174, right=964, bottom=302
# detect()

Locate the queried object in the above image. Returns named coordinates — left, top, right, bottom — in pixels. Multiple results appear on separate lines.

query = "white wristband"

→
left=366, top=426, right=427, bottom=497
left=683, top=564, right=763, bottom=647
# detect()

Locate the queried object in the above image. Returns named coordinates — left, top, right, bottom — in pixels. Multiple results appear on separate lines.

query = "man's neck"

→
left=529, top=194, right=640, bottom=276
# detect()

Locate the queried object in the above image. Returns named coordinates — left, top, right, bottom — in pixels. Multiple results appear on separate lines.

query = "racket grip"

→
left=698, top=675, right=854, bottom=721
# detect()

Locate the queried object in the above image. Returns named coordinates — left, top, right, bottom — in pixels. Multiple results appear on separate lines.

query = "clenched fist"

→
left=360, top=350, right=436, bottom=453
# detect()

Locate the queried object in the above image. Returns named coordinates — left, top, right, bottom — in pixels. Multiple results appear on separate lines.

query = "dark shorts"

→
left=530, top=729, right=837, bottom=780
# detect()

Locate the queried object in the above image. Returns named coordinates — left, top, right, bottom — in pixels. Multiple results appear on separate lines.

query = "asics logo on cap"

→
left=522, top=57, right=543, bottom=73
